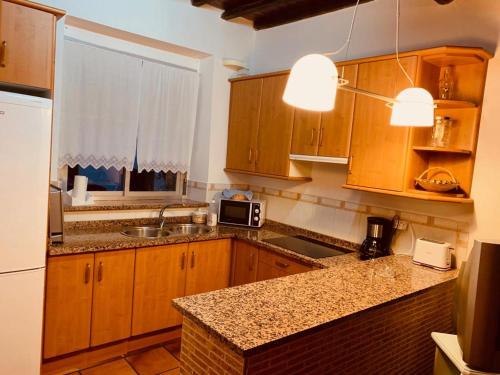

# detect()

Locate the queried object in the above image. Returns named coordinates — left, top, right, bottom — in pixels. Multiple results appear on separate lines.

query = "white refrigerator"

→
left=0, top=91, right=52, bottom=374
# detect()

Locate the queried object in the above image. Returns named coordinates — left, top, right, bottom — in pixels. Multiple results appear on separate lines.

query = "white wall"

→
left=239, top=0, right=500, bottom=263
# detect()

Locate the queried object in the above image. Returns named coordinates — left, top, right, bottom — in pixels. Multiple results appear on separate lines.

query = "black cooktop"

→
left=263, top=235, right=353, bottom=259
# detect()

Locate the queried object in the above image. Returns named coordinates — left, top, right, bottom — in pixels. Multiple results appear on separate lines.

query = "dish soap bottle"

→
left=207, top=199, right=218, bottom=227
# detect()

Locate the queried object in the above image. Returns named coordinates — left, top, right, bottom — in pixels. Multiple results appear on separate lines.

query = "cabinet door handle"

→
left=310, top=128, right=316, bottom=146
left=84, top=264, right=91, bottom=284
left=248, top=148, right=253, bottom=162
left=97, top=262, right=103, bottom=282
left=190, top=251, right=195, bottom=268
left=180, top=252, right=186, bottom=270
left=249, top=253, right=255, bottom=272
left=348, top=155, right=354, bottom=174
left=0, top=41, right=6, bottom=68
left=319, top=127, right=324, bottom=147
left=275, top=261, right=289, bottom=269
left=255, top=148, right=259, bottom=163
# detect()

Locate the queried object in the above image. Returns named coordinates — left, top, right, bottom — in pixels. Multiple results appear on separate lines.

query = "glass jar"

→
left=431, top=116, right=452, bottom=147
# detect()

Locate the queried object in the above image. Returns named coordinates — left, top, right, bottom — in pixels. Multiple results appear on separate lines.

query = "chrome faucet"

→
left=159, top=205, right=169, bottom=229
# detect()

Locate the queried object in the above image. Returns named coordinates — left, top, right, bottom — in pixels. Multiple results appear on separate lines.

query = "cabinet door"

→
left=44, top=254, right=94, bottom=358
left=91, top=250, right=135, bottom=347
left=231, top=240, right=259, bottom=286
left=185, top=239, right=232, bottom=296
left=0, top=1, right=54, bottom=89
left=255, top=74, right=295, bottom=176
left=290, top=110, right=321, bottom=156
left=226, top=79, right=262, bottom=172
left=318, top=64, right=358, bottom=157
left=132, top=244, right=188, bottom=336
left=347, top=57, right=417, bottom=191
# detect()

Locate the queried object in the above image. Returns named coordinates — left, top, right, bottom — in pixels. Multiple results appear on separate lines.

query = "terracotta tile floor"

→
left=69, top=339, right=181, bottom=375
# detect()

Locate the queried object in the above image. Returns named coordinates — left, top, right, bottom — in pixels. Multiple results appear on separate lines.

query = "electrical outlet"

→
left=394, top=220, right=409, bottom=231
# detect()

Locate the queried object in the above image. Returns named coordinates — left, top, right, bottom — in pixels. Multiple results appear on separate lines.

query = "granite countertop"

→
left=173, top=255, right=458, bottom=356
left=64, top=198, right=208, bottom=212
left=48, top=220, right=359, bottom=269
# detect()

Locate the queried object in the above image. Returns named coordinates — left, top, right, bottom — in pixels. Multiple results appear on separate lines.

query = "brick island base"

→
left=179, top=281, right=455, bottom=375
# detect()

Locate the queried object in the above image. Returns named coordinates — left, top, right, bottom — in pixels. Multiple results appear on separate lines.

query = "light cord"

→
left=395, top=0, right=414, bottom=86
left=324, top=0, right=361, bottom=58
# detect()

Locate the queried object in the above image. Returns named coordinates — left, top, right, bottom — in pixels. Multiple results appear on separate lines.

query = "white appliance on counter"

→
left=0, top=91, right=52, bottom=374
left=413, top=238, right=452, bottom=270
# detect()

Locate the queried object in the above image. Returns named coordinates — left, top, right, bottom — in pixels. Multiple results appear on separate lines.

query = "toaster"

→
left=413, top=238, right=452, bottom=270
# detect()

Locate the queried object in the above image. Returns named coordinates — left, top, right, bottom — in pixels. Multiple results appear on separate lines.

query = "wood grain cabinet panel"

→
left=347, top=57, right=417, bottom=191
left=91, top=250, right=135, bottom=347
left=44, top=254, right=94, bottom=359
left=255, top=74, right=295, bottom=176
left=132, top=244, right=188, bottom=336
left=0, top=0, right=55, bottom=90
left=185, top=239, right=232, bottom=296
left=231, top=240, right=259, bottom=286
left=256, top=249, right=313, bottom=282
left=290, top=109, right=321, bottom=156
left=225, top=79, right=262, bottom=172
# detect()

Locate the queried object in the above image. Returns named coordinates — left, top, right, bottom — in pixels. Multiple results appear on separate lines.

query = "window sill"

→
left=63, top=197, right=208, bottom=213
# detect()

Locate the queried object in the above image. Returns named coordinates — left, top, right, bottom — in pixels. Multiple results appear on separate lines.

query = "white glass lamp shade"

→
left=283, top=54, right=338, bottom=112
left=390, top=87, right=435, bottom=127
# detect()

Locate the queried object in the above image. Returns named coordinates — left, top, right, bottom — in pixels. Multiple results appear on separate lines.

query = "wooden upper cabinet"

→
left=347, top=57, right=417, bottom=191
left=91, top=250, right=135, bottom=347
left=231, top=240, right=259, bottom=286
left=319, top=64, right=358, bottom=157
left=226, top=79, right=262, bottom=172
left=291, top=64, right=358, bottom=159
left=185, top=239, right=232, bottom=296
left=44, top=254, right=94, bottom=359
left=255, top=74, right=295, bottom=176
left=0, top=1, right=55, bottom=90
left=132, top=244, right=188, bottom=336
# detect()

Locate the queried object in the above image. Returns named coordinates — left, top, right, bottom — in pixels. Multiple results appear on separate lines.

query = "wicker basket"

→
left=415, top=167, right=460, bottom=193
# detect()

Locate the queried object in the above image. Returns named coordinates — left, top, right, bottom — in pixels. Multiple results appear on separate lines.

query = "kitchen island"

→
left=173, top=254, right=457, bottom=374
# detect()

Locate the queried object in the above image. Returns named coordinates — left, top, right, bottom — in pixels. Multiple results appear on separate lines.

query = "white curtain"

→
left=58, top=40, right=142, bottom=170
left=136, top=60, right=199, bottom=173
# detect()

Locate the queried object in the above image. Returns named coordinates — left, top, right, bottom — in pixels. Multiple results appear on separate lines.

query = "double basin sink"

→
left=121, top=224, right=214, bottom=239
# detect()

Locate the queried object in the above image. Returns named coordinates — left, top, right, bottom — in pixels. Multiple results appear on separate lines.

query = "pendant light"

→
left=283, top=0, right=435, bottom=127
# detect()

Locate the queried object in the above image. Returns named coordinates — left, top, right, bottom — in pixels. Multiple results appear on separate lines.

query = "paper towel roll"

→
left=73, top=175, right=88, bottom=200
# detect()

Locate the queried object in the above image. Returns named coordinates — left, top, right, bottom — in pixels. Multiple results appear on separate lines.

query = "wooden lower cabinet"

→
left=91, top=250, right=135, bottom=347
left=256, top=249, right=313, bottom=282
left=185, top=239, right=232, bottom=296
left=44, top=254, right=94, bottom=359
left=132, top=244, right=188, bottom=336
left=231, top=240, right=259, bottom=286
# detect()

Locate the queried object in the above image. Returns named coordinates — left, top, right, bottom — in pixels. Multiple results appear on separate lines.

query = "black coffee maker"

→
left=360, top=216, right=398, bottom=260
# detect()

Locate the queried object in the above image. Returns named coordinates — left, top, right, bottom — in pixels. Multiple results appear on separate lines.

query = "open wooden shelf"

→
left=434, top=100, right=476, bottom=109
left=224, top=168, right=312, bottom=182
left=422, top=53, right=485, bottom=67
left=343, top=184, right=473, bottom=204
left=412, top=146, right=472, bottom=155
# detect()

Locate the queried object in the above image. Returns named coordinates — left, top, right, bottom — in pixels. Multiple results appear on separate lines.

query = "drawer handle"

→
left=275, top=261, right=289, bottom=269
left=0, top=41, right=6, bottom=68
left=84, top=264, right=91, bottom=284
left=248, top=148, right=252, bottom=163
left=190, top=251, right=195, bottom=268
left=97, top=262, right=103, bottom=282
left=180, top=252, right=186, bottom=270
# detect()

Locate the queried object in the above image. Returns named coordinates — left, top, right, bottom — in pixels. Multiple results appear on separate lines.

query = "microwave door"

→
left=220, top=201, right=251, bottom=226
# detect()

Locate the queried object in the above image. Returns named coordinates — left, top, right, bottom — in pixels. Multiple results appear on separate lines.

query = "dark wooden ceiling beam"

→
left=191, top=0, right=211, bottom=6
left=222, top=0, right=292, bottom=20
left=253, top=0, right=374, bottom=30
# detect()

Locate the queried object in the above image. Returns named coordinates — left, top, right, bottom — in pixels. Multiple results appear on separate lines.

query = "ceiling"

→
left=191, top=0, right=374, bottom=30
left=192, top=0, right=456, bottom=30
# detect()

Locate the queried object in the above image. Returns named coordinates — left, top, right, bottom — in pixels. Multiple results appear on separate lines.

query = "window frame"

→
left=60, top=165, right=186, bottom=200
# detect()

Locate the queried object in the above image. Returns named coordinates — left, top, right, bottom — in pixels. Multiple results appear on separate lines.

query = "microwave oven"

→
left=218, top=198, right=265, bottom=228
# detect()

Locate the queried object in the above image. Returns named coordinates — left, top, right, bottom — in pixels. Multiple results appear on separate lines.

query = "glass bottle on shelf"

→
left=431, top=116, right=453, bottom=147
left=439, top=66, right=455, bottom=100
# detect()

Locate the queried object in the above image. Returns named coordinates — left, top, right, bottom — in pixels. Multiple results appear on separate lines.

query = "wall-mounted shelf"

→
left=412, top=146, right=472, bottom=155
left=224, top=168, right=312, bottom=182
left=434, top=100, right=476, bottom=109
left=289, top=154, right=348, bottom=164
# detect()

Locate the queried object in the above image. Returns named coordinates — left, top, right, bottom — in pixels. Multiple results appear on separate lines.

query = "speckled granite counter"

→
left=173, top=254, right=457, bottom=357
left=64, top=198, right=208, bottom=212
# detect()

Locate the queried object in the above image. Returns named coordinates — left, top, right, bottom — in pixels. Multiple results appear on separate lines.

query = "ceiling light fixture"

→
left=283, top=0, right=435, bottom=127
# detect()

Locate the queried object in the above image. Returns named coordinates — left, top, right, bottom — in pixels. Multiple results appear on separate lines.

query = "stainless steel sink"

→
left=166, top=224, right=214, bottom=236
left=121, top=226, right=171, bottom=239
